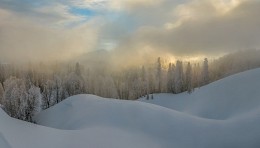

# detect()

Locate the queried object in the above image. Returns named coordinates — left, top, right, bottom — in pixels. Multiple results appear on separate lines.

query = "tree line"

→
left=0, top=50, right=259, bottom=122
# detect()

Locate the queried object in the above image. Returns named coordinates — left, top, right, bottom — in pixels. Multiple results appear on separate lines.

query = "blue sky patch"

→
left=70, top=7, right=97, bottom=17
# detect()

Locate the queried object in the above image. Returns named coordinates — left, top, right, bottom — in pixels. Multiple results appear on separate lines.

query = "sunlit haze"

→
left=0, top=0, right=259, bottom=64
left=1, top=1, right=260, bottom=148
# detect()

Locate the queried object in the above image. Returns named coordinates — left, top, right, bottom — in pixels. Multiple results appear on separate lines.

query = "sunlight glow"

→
left=213, top=0, right=241, bottom=14
left=166, top=54, right=205, bottom=64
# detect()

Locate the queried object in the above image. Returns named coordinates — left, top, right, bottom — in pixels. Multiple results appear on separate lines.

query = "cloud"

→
left=0, top=7, right=99, bottom=62
left=0, top=0, right=259, bottom=64
left=33, top=3, right=86, bottom=26
left=68, top=0, right=109, bottom=10
left=106, top=0, right=260, bottom=60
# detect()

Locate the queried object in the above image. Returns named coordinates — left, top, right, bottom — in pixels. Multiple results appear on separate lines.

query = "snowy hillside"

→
left=140, top=68, right=260, bottom=120
left=1, top=68, right=260, bottom=148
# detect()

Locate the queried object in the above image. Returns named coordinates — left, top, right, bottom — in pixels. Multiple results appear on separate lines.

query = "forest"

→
left=0, top=50, right=260, bottom=122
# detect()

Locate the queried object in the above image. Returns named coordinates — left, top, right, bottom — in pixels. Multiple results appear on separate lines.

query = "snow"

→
left=140, top=68, right=260, bottom=120
left=1, top=68, right=260, bottom=148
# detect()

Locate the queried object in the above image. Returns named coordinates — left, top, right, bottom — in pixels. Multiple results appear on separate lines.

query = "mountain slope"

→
left=140, top=68, right=260, bottom=120
left=0, top=68, right=260, bottom=148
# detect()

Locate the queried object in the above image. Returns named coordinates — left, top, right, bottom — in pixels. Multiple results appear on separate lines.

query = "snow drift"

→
left=1, top=68, right=260, bottom=148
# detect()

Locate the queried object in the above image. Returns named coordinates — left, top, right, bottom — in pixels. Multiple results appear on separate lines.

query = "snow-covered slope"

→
left=1, top=68, right=260, bottom=148
left=0, top=106, right=160, bottom=148
left=140, top=68, right=260, bottom=120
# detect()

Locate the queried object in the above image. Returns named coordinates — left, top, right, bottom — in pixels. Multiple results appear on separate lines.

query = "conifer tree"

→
left=185, top=62, right=193, bottom=93
left=202, top=58, right=209, bottom=85
left=0, top=83, right=4, bottom=105
left=157, top=57, right=162, bottom=92
left=174, top=61, right=184, bottom=93
left=167, top=63, right=173, bottom=93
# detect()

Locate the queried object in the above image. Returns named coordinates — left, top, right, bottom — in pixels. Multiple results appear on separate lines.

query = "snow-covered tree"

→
left=0, top=83, right=4, bottom=105
left=174, top=61, right=184, bottom=93
left=103, top=76, right=118, bottom=98
left=129, top=77, right=142, bottom=99
left=192, top=63, right=201, bottom=88
left=26, top=85, right=41, bottom=122
left=202, top=58, right=209, bottom=85
left=75, top=62, right=81, bottom=76
left=42, top=80, right=55, bottom=109
left=53, top=75, right=63, bottom=103
left=0, top=64, right=8, bottom=85
left=141, top=66, right=148, bottom=97
left=171, top=64, right=176, bottom=93
left=66, top=63, right=85, bottom=96
left=185, top=62, right=193, bottom=93
left=167, top=63, right=173, bottom=93
left=65, top=72, right=85, bottom=96
left=157, top=57, right=162, bottom=92
left=2, top=76, right=41, bottom=122
left=3, top=77, right=28, bottom=120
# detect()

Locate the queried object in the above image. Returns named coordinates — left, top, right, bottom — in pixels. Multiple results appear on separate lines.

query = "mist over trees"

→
left=0, top=49, right=260, bottom=121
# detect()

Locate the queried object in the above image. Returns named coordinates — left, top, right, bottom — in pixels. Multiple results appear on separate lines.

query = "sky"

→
left=0, top=0, right=259, bottom=63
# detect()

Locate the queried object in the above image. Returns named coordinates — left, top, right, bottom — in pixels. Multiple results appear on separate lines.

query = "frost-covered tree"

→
left=174, top=61, right=184, bottom=93
left=0, top=64, right=8, bottom=85
left=167, top=63, right=173, bottom=93
left=92, top=74, right=117, bottom=98
left=63, top=63, right=85, bottom=97
left=26, top=85, right=41, bottom=122
left=0, top=83, right=4, bottom=105
left=75, top=62, right=81, bottom=76
left=141, top=66, right=148, bottom=97
left=185, top=62, right=193, bottom=93
left=157, top=57, right=162, bottom=92
left=53, top=75, right=63, bottom=103
left=148, top=67, right=155, bottom=94
left=103, top=76, right=118, bottom=98
left=3, top=77, right=41, bottom=121
left=65, top=72, right=85, bottom=96
left=42, top=80, right=54, bottom=109
left=202, top=58, right=209, bottom=85
left=3, top=77, right=27, bottom=120
left=129, top=77, right=142, bottom=99
left=192, top=63, right=201, bottom=88
left=171, top=64, right=176, bottom=93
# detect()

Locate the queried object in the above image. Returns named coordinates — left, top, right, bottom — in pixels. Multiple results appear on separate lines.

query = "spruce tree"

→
left=202, top=58, right=209, bottom=85
left=0, top=83, right=4, bottom=105
left=167, top=63, right=173, bottom=93
left=185, top=62, right=193, bottom=93
left=157, top=57, right=162, bottom=92
left=174, top=61, right=184, bottom=93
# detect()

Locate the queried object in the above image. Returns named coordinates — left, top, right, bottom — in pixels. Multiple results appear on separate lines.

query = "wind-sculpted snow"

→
left=1, top=69, right=260, bottom=148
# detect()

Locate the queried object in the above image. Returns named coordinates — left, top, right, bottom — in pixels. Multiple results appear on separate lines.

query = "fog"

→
left=0, top=0, right=259, bottom=67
